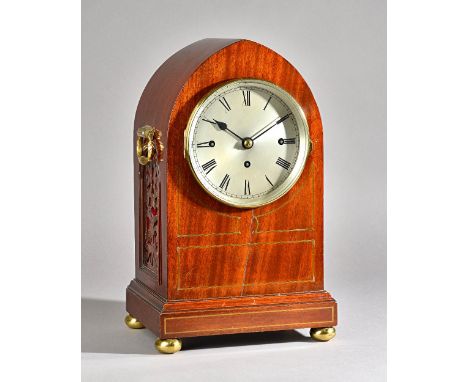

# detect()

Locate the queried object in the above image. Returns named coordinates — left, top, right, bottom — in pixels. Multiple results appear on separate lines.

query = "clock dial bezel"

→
left=184, top=78, right=311, bottom=209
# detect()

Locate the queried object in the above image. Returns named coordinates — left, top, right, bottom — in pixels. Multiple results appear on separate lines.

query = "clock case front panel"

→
left=126, top=39, right=337, bottom=339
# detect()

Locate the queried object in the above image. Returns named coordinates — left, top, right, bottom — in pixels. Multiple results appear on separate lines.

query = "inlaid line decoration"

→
left=176, top=239, right=316, bottom=290
left=177, top=279, right=317, bottom=291
left=177, top=239, right=314, bottom=250
left=163, top=306, right=335, bottom=335
left=252, top=169, right=314, bottom=233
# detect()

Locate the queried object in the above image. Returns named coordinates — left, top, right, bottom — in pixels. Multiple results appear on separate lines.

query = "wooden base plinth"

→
left=126, top=280, right=337, bottom=339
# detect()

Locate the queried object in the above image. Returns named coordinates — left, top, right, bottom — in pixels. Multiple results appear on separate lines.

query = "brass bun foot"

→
left=310, top=327, right=336, bottom=342
left=124, top=314, right=145, bottom=329
left=155, top=338, right=182, bottom=354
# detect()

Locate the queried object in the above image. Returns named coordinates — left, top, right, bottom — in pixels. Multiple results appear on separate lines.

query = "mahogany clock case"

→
left=126, top=38, right=337, bottom=340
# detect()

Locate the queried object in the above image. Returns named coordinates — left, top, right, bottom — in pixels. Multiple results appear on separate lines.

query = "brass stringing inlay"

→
left=163, top=306, right=335, bottom=335
left=176, top=239, right=316, bottom=290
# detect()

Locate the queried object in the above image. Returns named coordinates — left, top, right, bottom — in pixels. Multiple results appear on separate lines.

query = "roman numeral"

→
left=201, top=159, right=217, bottom=174
left=219, top=97, right=231, bottom=111
left=265, top=174, right=274, bottom=187
left=219, top=174, right=231, bottom=190
left=197, top=140, right=215, bottom=148
left=263, top=96, right=272, bottom=110
left=278, top=137, right=296, bottom=145
left=276, top=157, right=291, bottom=170
left=242, top=90, right=251, bottom=106
left=244, top=180, right=251, bottom=195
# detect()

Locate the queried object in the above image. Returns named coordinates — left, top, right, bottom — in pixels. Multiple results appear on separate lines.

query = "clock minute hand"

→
left=212, top=119, right=243, bottom=141
left=251, top=113, right=292, bottom=141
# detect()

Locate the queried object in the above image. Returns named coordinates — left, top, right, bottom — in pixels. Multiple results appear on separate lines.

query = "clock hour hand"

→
left=212, top=119, right=243, bottom=141
left=251, top=113, right=292, bottom=141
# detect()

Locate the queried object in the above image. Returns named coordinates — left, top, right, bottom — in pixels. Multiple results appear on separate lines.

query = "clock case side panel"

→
left=127, top=39, right=242, bottom=307
left=166, top=39, right=326, bottom=300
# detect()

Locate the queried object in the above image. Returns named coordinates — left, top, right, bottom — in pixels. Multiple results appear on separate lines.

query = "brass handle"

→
left=136, top=125, right=164, bottom=165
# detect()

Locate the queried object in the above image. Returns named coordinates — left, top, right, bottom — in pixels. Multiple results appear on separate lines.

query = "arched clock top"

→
left=134, top=39, right=322, bottom=156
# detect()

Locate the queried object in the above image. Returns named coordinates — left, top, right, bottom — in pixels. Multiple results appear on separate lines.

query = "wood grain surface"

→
left=127, top=39, right=337, bottom=339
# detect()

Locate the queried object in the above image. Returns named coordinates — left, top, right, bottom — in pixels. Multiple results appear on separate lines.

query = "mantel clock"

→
left=125, top=39, right=338, bottom=354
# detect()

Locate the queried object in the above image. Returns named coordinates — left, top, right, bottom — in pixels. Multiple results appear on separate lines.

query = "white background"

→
left=1, top=0, right=467, bottom=381
left=81, top=1, right=386, bottom=380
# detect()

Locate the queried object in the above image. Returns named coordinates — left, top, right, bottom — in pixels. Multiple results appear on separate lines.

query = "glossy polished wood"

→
left=126, top=39, right=337, bottom=339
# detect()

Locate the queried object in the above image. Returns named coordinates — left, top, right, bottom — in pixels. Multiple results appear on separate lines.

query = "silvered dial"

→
left=185, top=79, right=310, bottom=208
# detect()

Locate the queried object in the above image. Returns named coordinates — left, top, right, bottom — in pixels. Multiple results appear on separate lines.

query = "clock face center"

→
left=242, top=137, right=254, bottom=149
